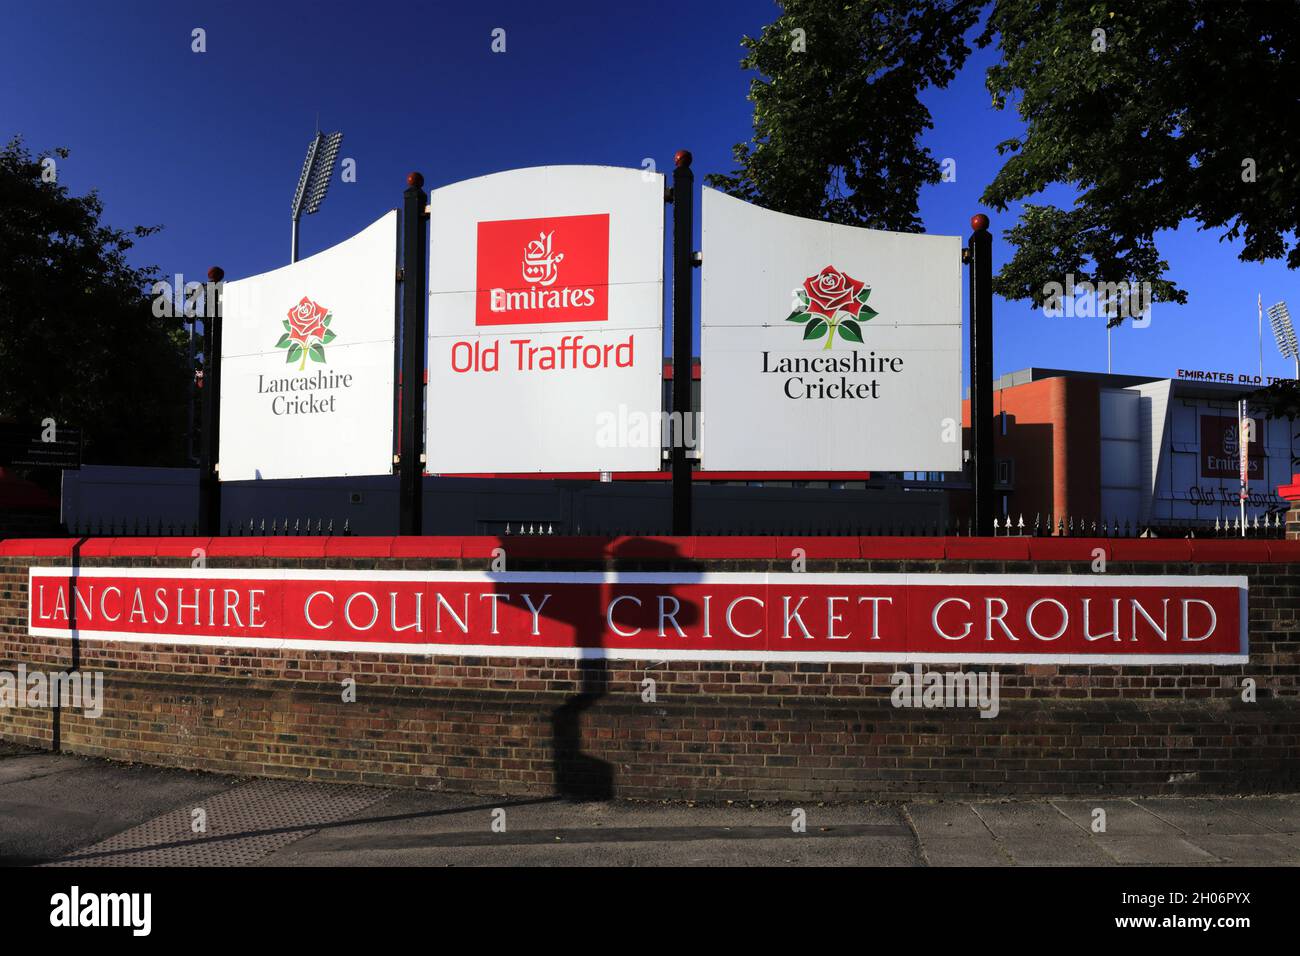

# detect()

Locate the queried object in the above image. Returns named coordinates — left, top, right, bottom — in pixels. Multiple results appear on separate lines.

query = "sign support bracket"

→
left=398, top=173, right=429, bottom=536
left=670, top=150, right=695, bottom=535
left=965, top=215, right=994, bottom=537
left=198, top=267, right=224, bottom=535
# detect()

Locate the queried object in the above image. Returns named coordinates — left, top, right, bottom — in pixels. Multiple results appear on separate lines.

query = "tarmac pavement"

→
left=4, top=742, right=1299, bottom=867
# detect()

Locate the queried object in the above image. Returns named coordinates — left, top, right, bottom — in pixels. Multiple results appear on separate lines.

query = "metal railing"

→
left=55, top=511, right=1291, bottom=539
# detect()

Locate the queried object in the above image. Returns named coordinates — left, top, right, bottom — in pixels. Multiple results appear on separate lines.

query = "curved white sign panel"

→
left=219, top=211, right=398, bottom=481
left=426, top=165, right=664, bottom=473
left=701, top=188, right=962, bottom=472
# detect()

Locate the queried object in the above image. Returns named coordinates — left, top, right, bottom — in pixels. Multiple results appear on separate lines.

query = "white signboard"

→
left=219, top=211, right=398, bottom=481
left=701, top=188, right=962, bottom=472
left=426, top=166, right=664, bottom=473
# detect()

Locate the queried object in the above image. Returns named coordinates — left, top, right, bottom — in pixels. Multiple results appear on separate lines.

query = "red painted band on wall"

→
left=28, top=568, right=1248, bottom=664
left=3, top=536, right=1299, bottom=562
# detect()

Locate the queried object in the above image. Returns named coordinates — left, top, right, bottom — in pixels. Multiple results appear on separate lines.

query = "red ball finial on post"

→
left=406, top=171, right=425, bottom=189
left=970, top=213, right=989, bottom=232
left=674, top=150, right=692, bottom=169
left=207, top=266, right=224, bottom=283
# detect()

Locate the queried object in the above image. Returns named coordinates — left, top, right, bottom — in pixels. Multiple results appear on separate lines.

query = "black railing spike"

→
left=343, top=519, right=350, bottom=536
left=327, top=519, right=334, bottom=535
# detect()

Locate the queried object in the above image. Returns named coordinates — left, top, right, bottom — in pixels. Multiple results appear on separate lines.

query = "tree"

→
left=705, top=0, right=982, bottom=232
left=711, top=0, right=1300, bottom=311
left=0, top=136, right=190, bottom=467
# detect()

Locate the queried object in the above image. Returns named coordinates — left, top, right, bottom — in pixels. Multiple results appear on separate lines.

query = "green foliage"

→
left=706, top=0, right=982, bottom=231
left=714, top=0, right=1300, bottom=309
left=981, top=0, right=1300, bottom=306
left=0, top=136, right=189, bottom=465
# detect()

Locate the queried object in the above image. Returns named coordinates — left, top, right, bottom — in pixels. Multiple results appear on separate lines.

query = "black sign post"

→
left=398, top=173, right=429, bottom=536
left=965, top=214, right=994, bottom=536
left=198, top=267, right=223, bottom=535
left=670, top=150, right=695, bottom=536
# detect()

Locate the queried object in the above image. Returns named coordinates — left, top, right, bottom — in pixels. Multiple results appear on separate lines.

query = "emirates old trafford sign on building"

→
left=426, top=166, right=664, bottom=473
left=219, top=211, right=399, bottom=481
left=700, top=188, right=963, bottom=472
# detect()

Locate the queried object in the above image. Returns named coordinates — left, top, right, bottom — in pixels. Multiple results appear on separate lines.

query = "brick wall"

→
left=1, top=535, right=1298, bottom=800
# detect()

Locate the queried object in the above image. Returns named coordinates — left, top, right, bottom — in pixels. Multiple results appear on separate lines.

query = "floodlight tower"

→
left=290, top=130, right=344, bottom=263
left=1266, top=301, right=1299, bottom=380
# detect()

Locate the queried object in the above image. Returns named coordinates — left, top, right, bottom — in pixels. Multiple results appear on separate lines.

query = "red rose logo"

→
left=803, top=266, right=865, bottom=320
left=287, top=297, right=329, bottom=344
left=275, top=296, right=337, bottom=369
left=786, top=266, right=877, bottom=349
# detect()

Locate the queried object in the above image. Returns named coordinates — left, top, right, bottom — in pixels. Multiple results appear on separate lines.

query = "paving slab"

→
left=1053, top=799, right=1184, bottom=837
left=920, top=836, right=1010, bottom=867
left=906, top=801, right=991, bottom=838
left=1182, top=833, right=1300, bottom=865
left=1136, top=799, right=1276, bottom=836
left=969, top=802, right=1112, bottom=866
left=1091, top=836, right=1221, bottom=866
left=1215, top=797, right=1300, bottom=833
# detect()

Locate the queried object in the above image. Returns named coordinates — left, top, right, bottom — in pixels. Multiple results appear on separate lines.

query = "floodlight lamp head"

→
left=303, top=131, right=343, bottom=216
left=1267, top=301, right=1298, bottom=360
left=290, top=133, right=320, bottom=219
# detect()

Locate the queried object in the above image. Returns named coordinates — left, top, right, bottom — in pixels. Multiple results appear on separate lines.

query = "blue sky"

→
left=3, top=0, right=1295, bottom=383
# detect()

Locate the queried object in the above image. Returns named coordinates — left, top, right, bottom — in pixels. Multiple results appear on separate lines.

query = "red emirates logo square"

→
left=475, top=213, right=610, bottom=325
